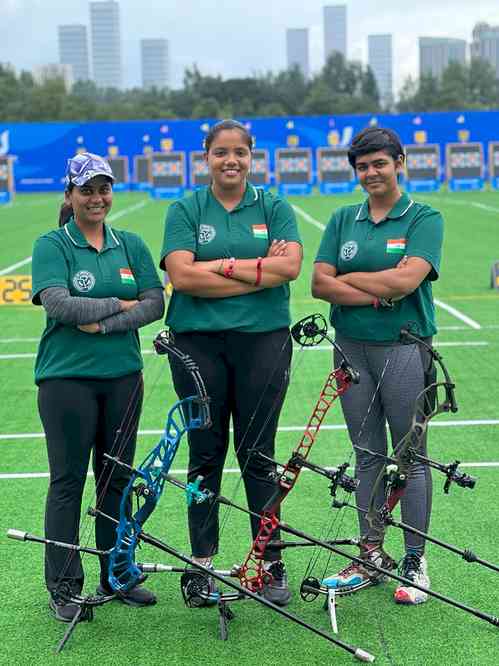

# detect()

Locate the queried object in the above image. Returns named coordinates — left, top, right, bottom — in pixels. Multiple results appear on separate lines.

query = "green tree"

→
left=468, top=58, right=498, bottom=106
left=439, top=62, right=468, bottom=110
left=191, top=97, right=221, bottom=119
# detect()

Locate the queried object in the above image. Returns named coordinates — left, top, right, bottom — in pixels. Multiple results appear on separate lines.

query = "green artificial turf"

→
left=0, top=188, right=498, bottom=665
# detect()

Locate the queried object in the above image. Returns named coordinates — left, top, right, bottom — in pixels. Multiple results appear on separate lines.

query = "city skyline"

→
left=2, top=1, right=499, bottom=94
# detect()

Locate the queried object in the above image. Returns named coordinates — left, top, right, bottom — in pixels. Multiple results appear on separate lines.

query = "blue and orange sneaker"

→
left=322, top=543, right=397, bottom=593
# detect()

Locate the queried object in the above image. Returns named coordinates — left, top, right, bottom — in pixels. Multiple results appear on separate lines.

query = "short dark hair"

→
left=347, top=127, right=405, bottom=169
left=204, top=119, right=253, bottom=152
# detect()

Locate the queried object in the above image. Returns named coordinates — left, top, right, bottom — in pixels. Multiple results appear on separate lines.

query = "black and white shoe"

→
left=96, top=581, right=157, bottom=607
left=394, top=554, right=429, bottom=605
left=262, top=560, right=292, bottom=606
left=49, top=594, right=81, bottom=623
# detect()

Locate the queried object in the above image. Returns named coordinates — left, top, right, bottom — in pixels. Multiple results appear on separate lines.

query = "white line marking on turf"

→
left=0, top=340, right=489, bottom=361
left=292, top=204, right=325, bottom=231
left=1, top=460, right=498, bottom=480
left=429, top=197, right=499, bottom=214
left=0, top=353, right=37, bottom=359
left=0, top=200, right=149, bottom=276
left=0, top=257, right=33, bottom=276
left=2, top=419, right=499, bottom=441
left=293, top=204, right=483, bottom=331
left=434, top=298, right=481, bottom=330
left=106, top=199, right=148, bottom=222
left=3, top=325, right=499, bottom=344
left=471, top=202, right=499, bottom=214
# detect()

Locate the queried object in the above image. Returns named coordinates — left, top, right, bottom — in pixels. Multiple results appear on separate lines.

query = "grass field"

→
left=0, top=188, right=498, bottom=665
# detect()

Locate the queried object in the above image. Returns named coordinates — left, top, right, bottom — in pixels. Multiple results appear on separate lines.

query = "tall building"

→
left=58, top=25, right=89, bottom=83
left=90, top=0, right=122, bottom=89
left=324, top=5, right=347, bottom=61
left=368, top=34, right=393, bottom=109
left=286, top=28, right=309, bottom=78
left=141, top=39, right=169, bottom=89
left=471, top=22, right=499, bottom=78
left=33, top=64, right=74, bottom=90
left=419, top=37, right=466, bottom=78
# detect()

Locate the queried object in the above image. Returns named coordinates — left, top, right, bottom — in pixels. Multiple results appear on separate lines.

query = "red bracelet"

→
left=224, top=257, right=235, bottom=278
left=373, top=298, right=380, bottom=309
left=254, top=257, right=263, bottom=286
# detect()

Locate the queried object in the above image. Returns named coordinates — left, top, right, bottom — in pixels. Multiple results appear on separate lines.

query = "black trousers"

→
left=168, top=328, right=292, bottom=561
left=38, top=372, right=143, bottom=593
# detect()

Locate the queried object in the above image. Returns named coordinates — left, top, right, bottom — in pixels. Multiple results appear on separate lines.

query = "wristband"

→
left=373, top=297, right=394, bottom=310
left=99, top=322, right=107, bottom=335
left=224, top=257, right=235, bottom=278
left=254, top=257, right=263, bottom=286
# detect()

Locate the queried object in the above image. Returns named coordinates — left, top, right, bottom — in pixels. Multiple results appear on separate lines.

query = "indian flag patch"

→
left=252, top=224, right=268, bottom=239
left=120, top=268, right=136, bottom=284
left=386, top=238, right=406, bottom=254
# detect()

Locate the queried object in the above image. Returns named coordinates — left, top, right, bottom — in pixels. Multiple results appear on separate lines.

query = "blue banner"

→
left=1, top=110, right=499, bottom=191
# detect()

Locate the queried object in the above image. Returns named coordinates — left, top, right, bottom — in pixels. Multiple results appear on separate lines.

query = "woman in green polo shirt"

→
left=31, top=153, right=164, bottom=622
left=312, top=127, right=444, bottom=605
left=160, top=120, right=303, bottom=606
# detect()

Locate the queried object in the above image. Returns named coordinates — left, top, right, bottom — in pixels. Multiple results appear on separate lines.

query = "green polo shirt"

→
left=160, top=184, right=302, bottom=333
left=315, top=192, right=443, bottom=343
left=32, top=218, right=162, bottom=384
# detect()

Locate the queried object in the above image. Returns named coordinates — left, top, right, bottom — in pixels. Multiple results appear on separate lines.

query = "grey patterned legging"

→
left=334, top=335, right=433, bottom=555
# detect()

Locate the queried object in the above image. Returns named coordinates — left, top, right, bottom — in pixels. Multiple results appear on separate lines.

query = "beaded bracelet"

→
left=254, top=257, right=263, bottom=286
left=224, top=257, right=236, bottom=278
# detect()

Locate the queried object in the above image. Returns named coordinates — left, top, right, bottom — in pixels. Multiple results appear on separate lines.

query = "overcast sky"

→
left=1, top=0, right=498, bottom=94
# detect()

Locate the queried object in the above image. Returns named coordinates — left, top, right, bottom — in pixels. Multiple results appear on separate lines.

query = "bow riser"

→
left=108, top=388, right=211, bottom=592
left=238, top=365, right=355, bottom=592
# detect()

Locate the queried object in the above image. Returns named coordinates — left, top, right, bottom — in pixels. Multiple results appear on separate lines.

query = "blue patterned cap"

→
left=65, top=152, right=115, bottom=189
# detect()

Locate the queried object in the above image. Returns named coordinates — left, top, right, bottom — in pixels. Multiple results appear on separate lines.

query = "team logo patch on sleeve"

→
left=252, top=224, right=268, bottom=239
left=120, top=268, right=136, bottom=284
left=386, top=238, right=406, bottom=254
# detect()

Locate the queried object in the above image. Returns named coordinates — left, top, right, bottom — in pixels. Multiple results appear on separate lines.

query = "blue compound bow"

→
left=105, top=329, right=211, bottom=592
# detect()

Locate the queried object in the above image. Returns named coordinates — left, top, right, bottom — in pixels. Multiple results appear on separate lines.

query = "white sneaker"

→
left=394, top=554, right=430, bottom=604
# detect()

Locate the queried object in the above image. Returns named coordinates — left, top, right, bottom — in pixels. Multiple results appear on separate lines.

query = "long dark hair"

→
left=58, top=203, right=73, bottom=227
left=58, top=182, right=74, bottom=227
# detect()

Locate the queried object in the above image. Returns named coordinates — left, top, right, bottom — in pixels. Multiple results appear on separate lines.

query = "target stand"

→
left=0, top=156, right=15, bottom=204
left=404, top=144, right=441, bottom=193
left=316, top=147, right=355, bottom=194
left=150, top=152, right=186, bottom=199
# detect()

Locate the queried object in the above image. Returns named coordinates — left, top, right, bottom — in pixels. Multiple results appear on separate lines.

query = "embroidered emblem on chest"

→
left=72, top=270, right=96, bottom=292
left=199, top=224, right=216, bottom=245
left=340, top=240, right=358, bottom=261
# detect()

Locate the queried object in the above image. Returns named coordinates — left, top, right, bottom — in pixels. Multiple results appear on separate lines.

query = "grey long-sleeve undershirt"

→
left=39, top=286, right=165, bottom=334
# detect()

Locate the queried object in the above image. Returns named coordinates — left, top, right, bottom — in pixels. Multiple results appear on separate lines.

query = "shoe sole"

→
left=49, top=600, right=80, bottom=623
left=394, top=588, right=428, bottom=605
left=262, top=591, right=292, bottom=606
left=96, top=586, right=157, bottom=607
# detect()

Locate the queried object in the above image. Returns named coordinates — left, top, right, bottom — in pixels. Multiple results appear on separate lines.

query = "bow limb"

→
left=365, top=333, right=458, bottom=541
